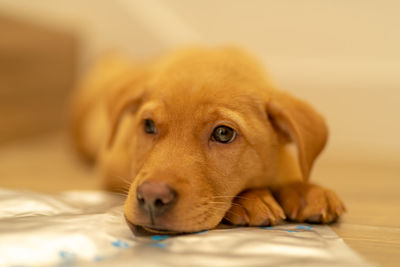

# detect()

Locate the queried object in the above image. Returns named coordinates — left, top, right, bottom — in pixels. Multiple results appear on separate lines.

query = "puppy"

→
left=70, top=47, right=345, bottom=233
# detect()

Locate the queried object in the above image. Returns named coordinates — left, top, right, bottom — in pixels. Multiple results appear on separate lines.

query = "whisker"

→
left=206, top=201, right=243, bottom=209
left=212, top=195, right=251, bottom=201
left=108, top=173, right=134, bottom=185
left=206, top=201, right=228, bottom=205
left=105, top=173, right=135, bottom=194
left=203, top=199, right=246, bottom=210
left=107, top=186, right=130, bottom=196
left=109, top=191, right=129, bottom=198
left=221, top=209, right=243, bottom=219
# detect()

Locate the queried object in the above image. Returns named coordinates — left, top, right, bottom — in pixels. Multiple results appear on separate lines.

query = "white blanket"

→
left=0, top=189, right=371, bottom=266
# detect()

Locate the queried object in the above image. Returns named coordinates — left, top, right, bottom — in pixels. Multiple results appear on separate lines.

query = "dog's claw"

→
left=289, top=208, right=298, bottom=220
left=278, top=208, right=286, bottom=220
left=307, top=214, right=322, bottom=223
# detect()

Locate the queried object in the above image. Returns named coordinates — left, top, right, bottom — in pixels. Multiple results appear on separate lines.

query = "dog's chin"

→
left=130, top=224, right=184, bottom=236
left=124, top=216, right=218, bottom=236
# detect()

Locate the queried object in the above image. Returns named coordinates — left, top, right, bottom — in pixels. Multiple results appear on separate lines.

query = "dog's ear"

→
left=267, top=91, right=328, bottom=180
left=107, top=77, right=146, bottom=149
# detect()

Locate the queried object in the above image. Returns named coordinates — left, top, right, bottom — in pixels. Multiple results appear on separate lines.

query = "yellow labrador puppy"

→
left=70, top=47, right=345, bottom=233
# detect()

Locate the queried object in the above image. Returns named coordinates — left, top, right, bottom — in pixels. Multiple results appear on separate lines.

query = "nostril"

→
left=137, top=193, right=145, bottom=206
left=154, top=198, right=165, bottom=207
left=136, top=181, right=178, bottom=218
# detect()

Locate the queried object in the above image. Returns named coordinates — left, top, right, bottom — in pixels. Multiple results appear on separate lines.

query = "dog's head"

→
left=106, top=47, right=327, bottom=233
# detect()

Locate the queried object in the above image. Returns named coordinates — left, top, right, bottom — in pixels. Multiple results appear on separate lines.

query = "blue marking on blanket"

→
left=287, top=230, right=300, bottom=233
left=111, top=239, right=130, bottom=249
left=296, top=225, right=312, bottom=230
left=260, top=226, right=275, bottom=230
left=58, top=250, right=76, bottom=267
left=59, top=250, right=76, bottom=260
left=151, top=235, right=170, bottom=241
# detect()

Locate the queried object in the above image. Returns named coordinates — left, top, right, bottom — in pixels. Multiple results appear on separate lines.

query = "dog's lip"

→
left=141, top=225, right=180, bottom=235
left=124, top=216, right=231, bottom=236
left=124, top=216, right=183, bottom=236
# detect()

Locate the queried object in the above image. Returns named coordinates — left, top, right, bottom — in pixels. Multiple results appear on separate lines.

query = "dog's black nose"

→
left=136, top=182, right=177, bottom=219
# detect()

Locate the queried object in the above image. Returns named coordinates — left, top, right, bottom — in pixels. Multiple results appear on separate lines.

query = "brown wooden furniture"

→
left=0, top=15, right=76, bottom=144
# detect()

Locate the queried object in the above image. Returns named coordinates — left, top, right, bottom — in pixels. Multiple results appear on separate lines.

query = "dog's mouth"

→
left=124, top=216, right=185, bottom=236
left=124, top=218, right=231, bottom=236
left=125, top=217, right=233, bottom=237
left=123, top=194, right=232, bottom=236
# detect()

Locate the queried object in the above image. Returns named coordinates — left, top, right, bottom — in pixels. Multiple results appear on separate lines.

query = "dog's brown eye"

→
left=211, top=126, right=236, bottom=143
left=144, top=119, right=157, bottom=134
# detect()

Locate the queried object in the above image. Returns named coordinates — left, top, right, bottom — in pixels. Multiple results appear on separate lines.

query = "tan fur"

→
left=70, top=47, right=345, bottom=233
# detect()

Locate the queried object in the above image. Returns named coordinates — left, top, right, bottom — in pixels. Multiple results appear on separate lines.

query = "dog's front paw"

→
left=274, top=182, right=346, bottom=223
left=224, top=189, right=286, bottom=226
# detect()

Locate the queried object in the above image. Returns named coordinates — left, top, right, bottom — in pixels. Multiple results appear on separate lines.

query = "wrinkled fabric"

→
left=0, top=189, right=371, bottom=266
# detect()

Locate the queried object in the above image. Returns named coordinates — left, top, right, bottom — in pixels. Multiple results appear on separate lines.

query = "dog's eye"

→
left=211, top=126, right=236, bottom=143
left=144, top=119, right=157, bottom=134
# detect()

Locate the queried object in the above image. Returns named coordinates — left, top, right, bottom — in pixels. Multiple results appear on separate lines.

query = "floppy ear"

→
left=106, top=78, right=146, bottom=149
left=267, top=91, right=328, bottom=180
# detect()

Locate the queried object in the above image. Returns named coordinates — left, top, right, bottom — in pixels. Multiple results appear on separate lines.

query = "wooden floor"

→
left=313, top=159, right=400, bottom=266
left=0, top=133, right=399, bottom=266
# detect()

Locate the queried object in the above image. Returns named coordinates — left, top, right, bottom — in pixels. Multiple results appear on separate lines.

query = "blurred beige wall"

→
left=0, top=0, right=398, bottom=163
